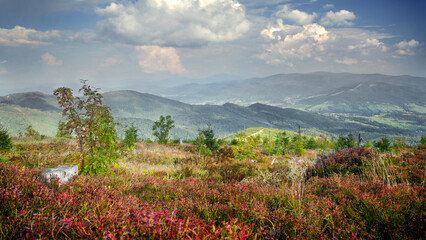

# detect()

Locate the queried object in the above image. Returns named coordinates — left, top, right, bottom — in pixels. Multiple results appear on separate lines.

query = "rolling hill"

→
left=0, top=90, right=422, bottom=142
left=158, top=72, right=426, bottom=114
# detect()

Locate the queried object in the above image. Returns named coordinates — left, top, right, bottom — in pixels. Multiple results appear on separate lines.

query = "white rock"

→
left=41, top=165, right=78, bottom=185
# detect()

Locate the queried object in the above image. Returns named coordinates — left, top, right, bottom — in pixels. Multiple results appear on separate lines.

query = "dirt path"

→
left=250, top=128, right=264, bottom=137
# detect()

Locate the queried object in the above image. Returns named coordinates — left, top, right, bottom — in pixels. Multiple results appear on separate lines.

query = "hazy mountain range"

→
left=158, top=72, right=426, bottom=114
left=1, top=73, right=425, bottom=143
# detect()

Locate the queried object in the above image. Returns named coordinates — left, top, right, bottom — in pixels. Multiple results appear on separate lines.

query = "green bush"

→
left=420, top=137, right=426, bottom=146
left=196, top=126, right=219, bottom=153
left=335, top=133, right=357, bottom=150
left=0, top=126, right=12, bottom=151
left=374, top=137, right=391, bottom=153
left=124, top=125, right=138, bottom=149
left=294, top=137, right=305, bottom=156
left=232, top=136, right=259, bottom=160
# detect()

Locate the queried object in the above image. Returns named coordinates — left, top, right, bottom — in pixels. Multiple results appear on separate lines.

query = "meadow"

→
left=0, top=137, right=425, bottom=239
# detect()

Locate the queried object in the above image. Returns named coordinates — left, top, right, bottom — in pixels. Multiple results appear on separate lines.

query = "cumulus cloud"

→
left=320, top=10, right=356, bottom=26
left=348, top=38, right=387, bottom=55
left=336, top=57, right=358, bottom=65
left=96, top=0, right=250, bottom=47
left=275, top=5, right=317, bottom=25
left=0, top=26, right=60, bottom=46
left=259, top=23, right=331, bottom=64
left=260, top=19, right=301, bottom=40
left=136, top=45, right=186, bottom=74
left=395, top=40, right=420, bottom=56
left=41, top=53, right=63, bottom=66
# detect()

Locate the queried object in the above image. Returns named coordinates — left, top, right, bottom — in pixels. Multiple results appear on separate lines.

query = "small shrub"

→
left=196, top=126, right=219, bottom=154
left=294, top=138, right=305, bottom=156
left=335, top=133, right=357, bottom=150
left=216, top=146, right=234, bottom=163
left=124, top=125, right=138, bottom=149
left=374, top=137, right=391, bottom=153
left=232, top=136, right=259, bottom=160
left=0, top=126, right=12, bottom=151
left=419, top=136, right=426, bottom=146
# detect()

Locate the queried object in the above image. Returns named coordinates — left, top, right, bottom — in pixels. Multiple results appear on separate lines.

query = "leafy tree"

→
left=124, top=125, right=138, bottom=149
left=152, top=115, right=174, bottom=144
left=25, top=125, right=42, bottom=140
left=197, top=126, right=219, bottom=153
left=0, top=125, right=12, bottom=151
left=374, top=137, right=391, bottom=153
left=54, top=81, right=119, bottom=174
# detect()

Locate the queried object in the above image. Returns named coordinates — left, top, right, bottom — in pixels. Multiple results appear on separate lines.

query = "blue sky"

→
left=0, top=0, right=425, bottom=95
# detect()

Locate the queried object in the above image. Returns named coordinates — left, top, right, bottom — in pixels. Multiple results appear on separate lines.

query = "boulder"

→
left=41, top=165, right=78, bottom=185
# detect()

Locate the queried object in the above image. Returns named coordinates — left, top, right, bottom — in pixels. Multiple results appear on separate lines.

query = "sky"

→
left=0, top=0, right=425, bottom=95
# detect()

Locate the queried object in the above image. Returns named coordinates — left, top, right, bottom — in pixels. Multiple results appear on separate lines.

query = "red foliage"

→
left=1, top=146, right=424, bottom=239
left=306, top=147, right=376, bottom=179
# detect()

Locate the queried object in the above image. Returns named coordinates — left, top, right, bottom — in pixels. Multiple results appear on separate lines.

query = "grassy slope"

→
left=0, top=104, right=61, bottom=136
left=224, top=127, right=336, bottom=141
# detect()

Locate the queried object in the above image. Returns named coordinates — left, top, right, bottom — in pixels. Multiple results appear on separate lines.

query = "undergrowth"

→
left=0, top=141, right=424, bottom=239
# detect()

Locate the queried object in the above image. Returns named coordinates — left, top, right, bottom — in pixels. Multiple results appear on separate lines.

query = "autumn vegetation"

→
left=0, top=83, right=424, bottom=239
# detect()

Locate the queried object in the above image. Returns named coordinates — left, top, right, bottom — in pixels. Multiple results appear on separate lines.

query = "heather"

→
left=0, top=141, right=425, bottom=239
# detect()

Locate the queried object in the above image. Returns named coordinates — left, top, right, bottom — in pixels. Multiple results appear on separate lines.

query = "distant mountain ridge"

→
left=0, top=91, right=59, bottom=112
left=158, top=72, right=426, bottom=114
left=0, top=89, right=422, bottom=142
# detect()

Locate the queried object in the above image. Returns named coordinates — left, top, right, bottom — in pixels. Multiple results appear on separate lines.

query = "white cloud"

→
left=395, top=40, right=420, bottom=56
left=348, top=38, right=387, bottom=55
left=42, top=53, right=63, bottom=66
left=336, top=57, right=358, bottom=65
left=136, top=45, right=186, bottom=74
left=260, top=19, right=301, bottom=40
left=276, top=5, right=317, bottom=25
left=320, top=10, right=356, bottom=26
left=259, top=23, right=331, bottom=64
left=96, top=0, right=250, bottom=47
left=0, top=26, right=60, bottom=46
left=323, top=4, right=334, bottom=9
